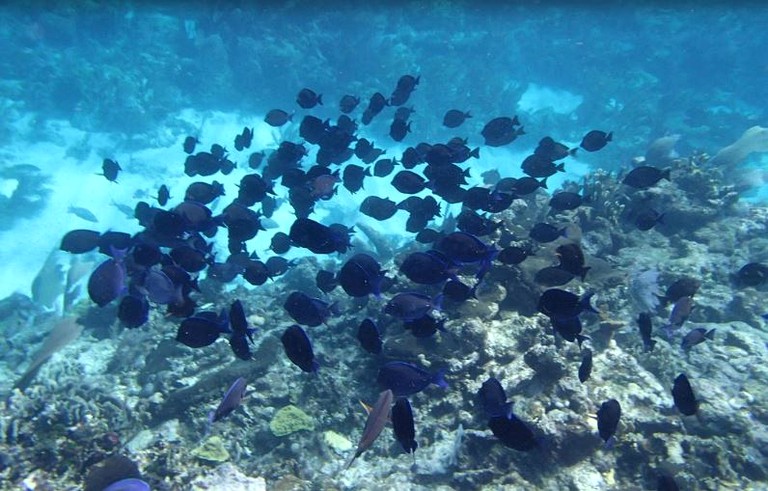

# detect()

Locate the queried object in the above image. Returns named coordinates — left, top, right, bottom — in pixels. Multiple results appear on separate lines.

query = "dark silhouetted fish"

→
left=209, top=377, right=247, bottom=423
left=550, top=314, right=589, bottom=346
left=538, top=289, right=597, bottom=319
left=623, top=166, right=671, bottom=189
left=297, top=88, right=322, bottom=108
left=529, top=223, right=566, bottom=243
left=185, top=181, right=225, bottom=204
left=117, top=294, right=149, bottom=328
left=360, top=196, right=398, bottom=221
left=578, top=348, right=592, bottom=383
left=637, top=312, right=656, bottom=352
left=597, top=398, right=621, bottom=446
left=264, top=109, right=292, bottom=127
left=242, top=260, right=270, bottom=286
left=496, top=246, right=531, bottom=265
left=183, top=136, right=199, bottom=154
left=635, top=209, right=664, bottom=231
left=229, top=299, right=255, bottom=360
left=342, top=164, right=370, bottom=194
left=101, top=158, right=121, bottom=182
left=315, top=270, right=338, bottom=294
left=657, top=473, right=680, bottom=491
left=415, top=228, right=443, bottom=244
left=391, top=170, right=428, bottom=194
left=289, top=217, right=353, bottom=254
left=357, top=318, right=383, bottom=354
left=373, top=158, right=397, bottom=178
left=269, top=232, right=291, bottom=254
left=88, top=255, right=126, bottom=307
left=661, top=277, right=700, bottom=305
left=535, top=136, right=575, bottom=160
left=443, top=109, right=471, bottom=128
left=512, top=176, right=547, bottom=195
left=534, top=266, right=575, bottom=287
left=389, top=74, right=419, bottom=106
left=442, top=279, right=472, bottom=302
left=60, top=229, right=101, bottom=254
left=234, top=126, right=254, bottom=151
left=457, top=209, right=502, bottom=236
left=377, top=361, right=447, bottom=396
left=549, top=192, right=584, bottom=211
left=345, top=389, right=393, bottom=469
left=156, top=184, right=171, bottom=207
left=481, top=116, right=524, bottom=147
left=436, top=232, right=496, bottom=267
left=392, top=398, right=418, bottom=456
left=265, top=256, right=292, bottom=278
left=389, top=119, right=411, bottom=142
left=400, top=250, right=455, bottom=285
left=284, top=291, right=332, bottom=326
left=463, top=187, right=491, bottom=210
left=522, top=154, right=564, bottom=178
left=281, top=324, right=319, bottom=373
left=667, top=296, right=694, bottom=333
left=248, top=151, right=266, bottom=169
left=681, top=327, right=715, bottom=351
left=672, top=373, right=698, bottom=415
left=556, top=243, right=590, bottom=280
left=362, top=92, right=388, bottom=125
left=176, top=310, right=230, bottom=348
left=477, top=377, right=513, bottom=418
left=580, top=130, right=612, bottom=152
left=394, top=106, right=415, bottom=121
left=403, top=314, right=446, bottom=338
left=338, top=253, right=385, bottom=298
left=488, top=413, right=537, bottom=451
left=385, top=292, right=442, bottom=321
left=735, top=262, right=768, bottom=287
left=237, top=173, right=275, bottom=206
left=339, top=94, right=360, bottom=113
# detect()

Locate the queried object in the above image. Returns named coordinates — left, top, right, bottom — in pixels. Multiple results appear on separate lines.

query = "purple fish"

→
left=87, top=256, right=126, bottom=307
left=377, top=361, right=448, bottom=396
left=141, top=269, right=182, bottom=305
left=384, top=292, right=442, bottom=321
left=209, top=377, right=247, bottom=423
left=102, top=478, right=151, bottom=491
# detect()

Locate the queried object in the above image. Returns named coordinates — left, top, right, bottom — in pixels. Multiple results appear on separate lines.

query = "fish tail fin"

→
left=580, top=267, right=591, bottom=282
left=318, top=94, right=323, bottom=105
left=580, top=291, right=599, bottom=314
left=470, top=147, right=480, bottom=159
left=662, top=168, right=672, bottom=181
left=434, top=368, right=449, bottom=389
left=503, top=401, right=515, bottom=419
left=576, top=334, right=591, bottom=348
left=569, top=147, right=579, bottom=156
left=705, top=329, right=716, bottom=340
left=556, top=162, right=565, bottom=172
left=539, top=177, right=548, bottom=189
left=606, top=132, right=613, bottom=142
left=433, top=293, right=444, bottom=312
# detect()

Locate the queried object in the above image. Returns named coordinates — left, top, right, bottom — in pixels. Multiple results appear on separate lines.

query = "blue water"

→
left=1, top=3, right=767, bottom=490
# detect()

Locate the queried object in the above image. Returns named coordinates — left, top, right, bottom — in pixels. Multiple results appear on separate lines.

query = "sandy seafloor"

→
left=1, top=81, right=768, bottom=491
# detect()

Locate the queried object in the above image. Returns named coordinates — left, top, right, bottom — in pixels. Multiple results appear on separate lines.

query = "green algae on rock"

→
left=269, top=405, right=315, bottom=437
left=192, top=435, right=230, bottom=464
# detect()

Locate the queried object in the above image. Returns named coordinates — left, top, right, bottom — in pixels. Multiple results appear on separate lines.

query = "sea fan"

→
left=629, top=268, right=661, bottom=312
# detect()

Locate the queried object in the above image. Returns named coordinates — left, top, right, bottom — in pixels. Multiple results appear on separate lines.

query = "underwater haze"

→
left=1, top=2, right=768, bottom=490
